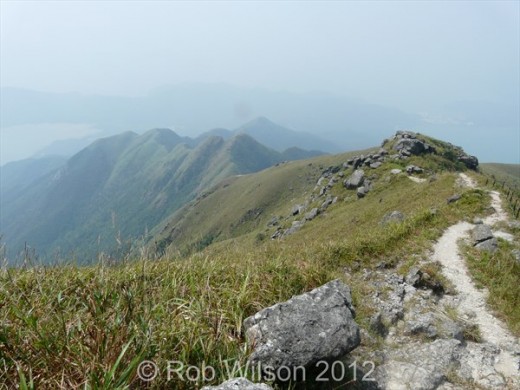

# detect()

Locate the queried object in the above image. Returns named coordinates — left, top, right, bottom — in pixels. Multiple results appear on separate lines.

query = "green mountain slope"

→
left=151, top=132, right=479, bottom=255
left=3, top=131, right=508, bottom=390
left=480, top=163, right=520, bottom=190
left=0, top=128, right=324, bottom=263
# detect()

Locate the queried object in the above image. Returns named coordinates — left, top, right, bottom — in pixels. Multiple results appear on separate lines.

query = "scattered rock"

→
left=291, top=205, right=304, bottom=216
left=201, top=378, right=273, bottom=390
left=344, top=169, right=365, bottom=189
left=447, top=194, right=461, bottom=204
left=244, top=280, right=360, bottom=371
left=381, top=211, right=405, bottom=225
left=374, top=339, right=461, bottom=390
left=406, top=165, right=424, bottom=174
left=390, top=168, right=402, bottom=175
left=267, top=216, right=279, bottom=227
left=304, top=208, right=319, bottom=221
left=458, top=155, right=479, bottom=170
left=473, top=217, right=483, bottom=225
left=471, top=224, right=494, bottom=244
left=475, top=237, right=498, bottom=252
left=370, top=161, right=382, bottom=169
left=284, top=220, right=305, bottom=236
left=357, top=186, right=369, bottom=198
left=394, top=138, right=433, bottom=156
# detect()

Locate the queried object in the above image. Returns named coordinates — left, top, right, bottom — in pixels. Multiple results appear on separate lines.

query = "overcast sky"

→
left=0, top=0, right=519, bottom=163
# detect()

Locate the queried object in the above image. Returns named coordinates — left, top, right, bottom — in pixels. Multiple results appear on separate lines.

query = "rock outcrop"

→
left=244, top=280, right=360, bottom=372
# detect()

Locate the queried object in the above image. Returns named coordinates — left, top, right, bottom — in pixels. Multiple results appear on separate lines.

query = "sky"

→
left=0, top=0, right=519, bottom=163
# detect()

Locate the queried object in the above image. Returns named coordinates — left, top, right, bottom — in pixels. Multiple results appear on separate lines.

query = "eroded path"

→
left=433, top=173, right=519, bottom=385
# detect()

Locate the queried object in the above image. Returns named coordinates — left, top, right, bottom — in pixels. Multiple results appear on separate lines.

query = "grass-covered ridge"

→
left=4, top=132, right=511, bottom=389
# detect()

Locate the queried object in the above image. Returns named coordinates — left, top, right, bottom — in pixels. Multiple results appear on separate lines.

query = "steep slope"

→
left=5, top=131, right=515, bottom=390
left=152, top=131, right=480, bottom=254
left=1, top=129, right=323, bottom=263
left=0, top=155, right=67, bottom=198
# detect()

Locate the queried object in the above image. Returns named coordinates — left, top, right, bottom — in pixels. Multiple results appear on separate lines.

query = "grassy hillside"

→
left=0, top=130, right=321, bottom=264
left=480, top=163, right=520, bottom=190
left=1, top=132, right=499, bottom=389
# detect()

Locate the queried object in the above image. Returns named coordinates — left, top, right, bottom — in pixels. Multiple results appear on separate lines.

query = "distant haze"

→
left=1, top=1, right=518, bottom=163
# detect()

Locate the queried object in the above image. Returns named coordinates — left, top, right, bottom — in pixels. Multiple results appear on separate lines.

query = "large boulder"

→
left=394, top=138, right=433, bottom=155
left=458, top=154, right=479, bottom=170
left=471, top=224, right=493, bottom=244
left=202, top=378, right=272, bottom=390
left=344, top=169, right=365, bottom=189
left=244, top=280, right=360, bottom=372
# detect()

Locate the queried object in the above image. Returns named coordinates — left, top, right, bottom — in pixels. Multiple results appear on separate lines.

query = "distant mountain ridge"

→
left=0, top=124, right=325, bottom=263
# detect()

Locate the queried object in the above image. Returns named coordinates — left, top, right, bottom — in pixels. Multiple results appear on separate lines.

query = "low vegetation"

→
left=2, top=137, right=517, bottom=389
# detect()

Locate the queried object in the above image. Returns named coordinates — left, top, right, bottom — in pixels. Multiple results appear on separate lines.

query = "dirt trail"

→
left=432, top=173, right=519, bottom=381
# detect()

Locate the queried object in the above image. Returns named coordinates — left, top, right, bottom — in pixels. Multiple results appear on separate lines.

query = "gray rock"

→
left=370, top=161, right=382, bottom=169
left=344, top=169, right=365, bottom=189
left=458, top=154, right=479, bottom=170
left=404, top=312, right=438, bottom=339
left=291, top=205, right=304, bottom=216
left=381, top=211, right=405, bottom=225
left=390, top=168, right=402, bottom=175
left=473, top=217, right=483, bottom=225
left=320, top=196, right=333, bottom=211
left=447, top=194, right=461, bottom=204
left=471, top=224, right=494, bottom=244
left=509, top=221, right=520, bottom=230
left=304, top=208, right=319, bottom=221
left=405, top=267, right=423, bottom=287
left=394, top=138, right=432, bottom=155
left=267, top=216, right=279, bottom=227
left=406, top=165, right=424, bottom=174
left=456, top=342, right=508, bottom=389
left=201, top=378, right=273, bottom=390
left=284, top=220, right=305, bottom=236
left=357, top=186, right=369, bottom=198
left=475, top=237, right=498, bottom=252
left=244, top=280, right=360, bottom=371
left=374, top=339, right=461, bottom=390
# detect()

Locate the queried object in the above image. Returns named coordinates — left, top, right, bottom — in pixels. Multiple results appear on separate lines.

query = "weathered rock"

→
left=201, top=378, right=273, bottom=390
left=320, top=196, right=333, bottom=211
left=270, top=228, right=283, bottom=240
left=406, top=165, right=424, bottom=174
left=357, top=186, right=369, bottom=198
left=447, top=194, right=461, bottom=204
left=381, top=211, right=405, bottom=225
left=394, top=138, right=432, bottom=155
left=475, top=237, right=498, bottom=252
left=390, top=168, right=402, bottom=175
left=458, top=154, right=479, bottom=170
left=291, top=205, right=304, bottom=216
left=305, top=208, right=319, bottom=221
left=405, top=267, right=423, bottom=287
left=370, top=161, right=382, bottom=169
left=456, top=342, right=509, bottom=389
left=284, top=220, right=305, bottom=236
left=471, top=224, right=494, bottom=244
left=267, top=216, right=279, bottom=227
left=374, top=339, right=461, bottom=390
left=344, top=169, right=365, bottom=189
left=244, top=280, right=360, bottom=371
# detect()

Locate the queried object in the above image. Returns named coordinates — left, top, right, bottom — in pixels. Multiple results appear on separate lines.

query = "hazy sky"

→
left=2, top=1, right=519, bottom=109
left=0, top=1, right=519, bottom=164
